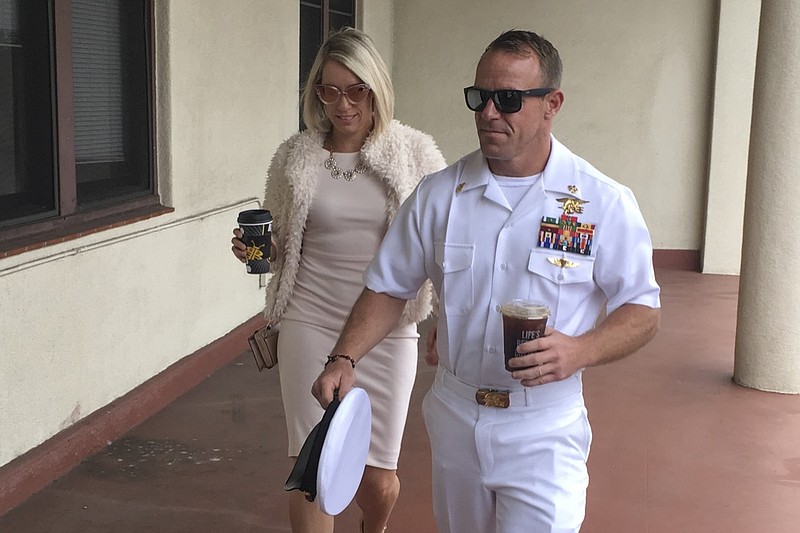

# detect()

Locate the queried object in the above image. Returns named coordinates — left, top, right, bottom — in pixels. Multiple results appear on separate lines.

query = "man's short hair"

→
left=485, top=30, right=562, bottom=88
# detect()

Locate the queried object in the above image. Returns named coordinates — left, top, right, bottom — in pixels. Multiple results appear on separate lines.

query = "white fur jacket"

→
left=262, top=120, right=447, bottom=326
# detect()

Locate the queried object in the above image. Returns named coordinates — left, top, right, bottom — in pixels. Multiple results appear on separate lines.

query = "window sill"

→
left=0, top=204, right=174, bottom=259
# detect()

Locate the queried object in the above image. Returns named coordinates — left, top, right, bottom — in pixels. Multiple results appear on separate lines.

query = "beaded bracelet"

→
left=325, top=354, right=356, bottom=369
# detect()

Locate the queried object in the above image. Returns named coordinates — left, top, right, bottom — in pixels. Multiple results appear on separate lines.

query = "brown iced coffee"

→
left=499, top=299, right=550, bottom=371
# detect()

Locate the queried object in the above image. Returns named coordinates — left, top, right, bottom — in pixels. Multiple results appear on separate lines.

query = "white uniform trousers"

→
left=422, top=367, right=592, bottom=533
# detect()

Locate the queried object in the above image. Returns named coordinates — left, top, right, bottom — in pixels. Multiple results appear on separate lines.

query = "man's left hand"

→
left=507, top=303, right=661, bottom=386
left=508, top=328, right=586, bottom=386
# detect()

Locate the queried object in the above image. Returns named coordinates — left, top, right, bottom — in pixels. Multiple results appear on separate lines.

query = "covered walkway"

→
left=1, top=269, right=798, bottom=532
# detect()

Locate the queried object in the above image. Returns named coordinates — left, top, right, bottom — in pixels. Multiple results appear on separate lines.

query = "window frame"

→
left=0, top=0, right=168, bottom=258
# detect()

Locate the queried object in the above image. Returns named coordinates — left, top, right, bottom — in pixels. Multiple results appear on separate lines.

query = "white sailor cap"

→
left=284, top=387, right=372, bottom=516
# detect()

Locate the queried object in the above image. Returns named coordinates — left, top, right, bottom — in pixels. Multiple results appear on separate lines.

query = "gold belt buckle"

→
left=475, top=389, right=510, bottom=408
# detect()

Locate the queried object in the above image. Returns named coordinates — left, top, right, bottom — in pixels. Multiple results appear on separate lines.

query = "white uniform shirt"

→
left=365, top=136, right=661, bottom=389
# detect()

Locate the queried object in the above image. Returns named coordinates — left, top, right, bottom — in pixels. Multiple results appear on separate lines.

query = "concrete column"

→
left=733, top=0, right=800, bottom=393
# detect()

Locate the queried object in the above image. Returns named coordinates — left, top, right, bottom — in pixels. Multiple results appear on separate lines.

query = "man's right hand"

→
left=231, top=228, right=247, bottom=263
left=311, top=357, right=357, bottom=408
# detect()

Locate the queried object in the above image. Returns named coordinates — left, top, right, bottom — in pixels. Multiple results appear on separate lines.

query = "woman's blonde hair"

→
left=301, top=27, right=394, bottom=137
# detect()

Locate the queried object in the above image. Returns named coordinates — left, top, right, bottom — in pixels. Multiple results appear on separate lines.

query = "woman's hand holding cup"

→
left=231, top=228, right=247, bottom=263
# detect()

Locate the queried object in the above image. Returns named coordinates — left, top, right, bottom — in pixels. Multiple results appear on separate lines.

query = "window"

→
left=299, top=0, right=356, bottom=128
left=0, top=0, right=162, bottom=255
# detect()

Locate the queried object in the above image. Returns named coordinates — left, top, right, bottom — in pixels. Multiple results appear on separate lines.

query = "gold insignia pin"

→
left=456, top=182, right=466, bottom=193
left=547, top=256, right=579, bottom=268
left=556, top=197, right=589, bottom=215
left=568, top=185, right=579, bottom=194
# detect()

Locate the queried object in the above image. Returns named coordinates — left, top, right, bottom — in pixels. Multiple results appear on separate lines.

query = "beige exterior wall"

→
left=0, top=0, right=760, bottom=468
left=393, top=0, right=729, bottom=253
left=360, top=0, right=394, bottom=72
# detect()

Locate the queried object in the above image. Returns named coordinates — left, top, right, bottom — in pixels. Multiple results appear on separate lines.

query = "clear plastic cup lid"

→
left=499, top=299, right=550, bottom=319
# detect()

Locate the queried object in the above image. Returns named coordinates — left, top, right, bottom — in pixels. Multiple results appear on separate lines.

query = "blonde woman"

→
left=232, top=28, right=445, bottom=533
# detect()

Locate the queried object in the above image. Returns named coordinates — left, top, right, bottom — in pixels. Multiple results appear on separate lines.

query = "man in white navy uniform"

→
left=313, top=30, right=661, bottom=533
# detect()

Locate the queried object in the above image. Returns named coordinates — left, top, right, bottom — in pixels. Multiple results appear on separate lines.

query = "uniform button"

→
left=557, top=273, right=564, bottom=281
left=500, top=263, right=508, bottom=271
left=495, top=304, right=501, bottom=312
left=488, top=346, right=496, bottom=353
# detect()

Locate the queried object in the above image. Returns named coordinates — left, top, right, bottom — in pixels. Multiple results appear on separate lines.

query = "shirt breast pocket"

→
left=527, top=249, right=595, bottom=323
left=434, top=242, right=474, bottom=316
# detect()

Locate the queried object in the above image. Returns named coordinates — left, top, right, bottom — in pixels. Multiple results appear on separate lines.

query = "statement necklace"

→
left=324, top=136, right=367, bottom=181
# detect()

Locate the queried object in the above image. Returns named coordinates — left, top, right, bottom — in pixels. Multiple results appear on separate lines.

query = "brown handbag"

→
left=247, top=323, right=279, bottom=371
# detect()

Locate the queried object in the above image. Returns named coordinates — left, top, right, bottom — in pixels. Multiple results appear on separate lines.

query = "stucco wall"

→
left=360, top=0, right=394, bottom=72
left=0, top=0, right=297, bottom=468
left=391, top=0, right=720, bottom=252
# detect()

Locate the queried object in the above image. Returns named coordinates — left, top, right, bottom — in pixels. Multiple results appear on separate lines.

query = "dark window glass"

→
left=0, top=0, right=157, bottom=252
left=329, top=0, right=353, bottom=12
left=326, top=0, right=354, bottom=37
left=72, top=0, right=151, bottom=207
left=0, top=0, right=56, bottom=225
left=299, top=2, right=322, bottom=88
left=328, top=12, right=352, bottom=33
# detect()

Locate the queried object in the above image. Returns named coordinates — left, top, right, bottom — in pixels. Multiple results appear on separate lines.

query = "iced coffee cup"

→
left=237, top=209, right=273, bottom=274
left=499, top=299, right=550, bottom=371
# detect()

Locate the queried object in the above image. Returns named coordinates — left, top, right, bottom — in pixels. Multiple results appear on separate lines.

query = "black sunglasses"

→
left=463, top=86, right=554, bottom=114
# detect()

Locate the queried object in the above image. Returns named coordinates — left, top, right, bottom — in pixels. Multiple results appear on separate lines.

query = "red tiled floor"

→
left=1, top=269, right=799, bottom=532
left=582, top=270, right=800, bottom=533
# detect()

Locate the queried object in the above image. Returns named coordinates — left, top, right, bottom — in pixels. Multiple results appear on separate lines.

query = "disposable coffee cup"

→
left=499, top=299, right=550, bottom=371
left=237, top=209, right=273, bottom=274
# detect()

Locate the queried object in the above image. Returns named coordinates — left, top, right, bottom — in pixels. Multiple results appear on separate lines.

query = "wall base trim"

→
left=653, top=249, right=700, bottom=271
left=0, top=314, right=266, bottom=518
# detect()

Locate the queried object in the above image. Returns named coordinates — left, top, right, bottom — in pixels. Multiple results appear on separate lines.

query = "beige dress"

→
left=278, top=148, right=418, bottom=470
